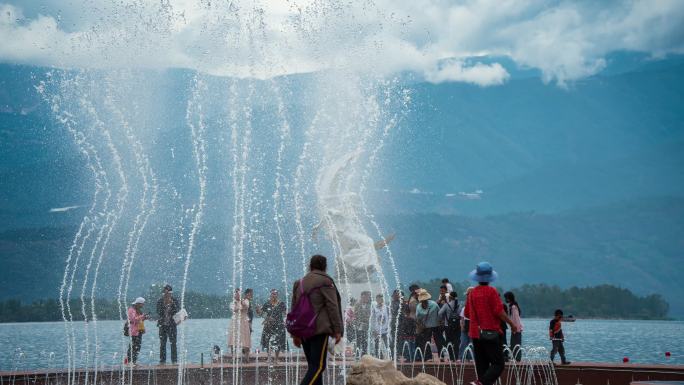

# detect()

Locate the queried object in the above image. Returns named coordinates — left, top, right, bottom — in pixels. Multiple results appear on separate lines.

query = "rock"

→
left=399, top=373, right=449, bottom=385
left=346, top=355, right=446, bottom=385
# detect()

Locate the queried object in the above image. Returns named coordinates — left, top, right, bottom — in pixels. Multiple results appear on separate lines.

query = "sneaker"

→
left=469, top=381, right=483, bottom=385
left=561, top=361, right=572, bottom=365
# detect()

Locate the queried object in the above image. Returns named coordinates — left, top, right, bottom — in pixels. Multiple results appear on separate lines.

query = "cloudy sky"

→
left=1, top=0, right=683, bottom=85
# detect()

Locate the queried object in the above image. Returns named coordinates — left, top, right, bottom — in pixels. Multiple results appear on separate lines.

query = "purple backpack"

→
left=286, top=279, right=323, bottom=339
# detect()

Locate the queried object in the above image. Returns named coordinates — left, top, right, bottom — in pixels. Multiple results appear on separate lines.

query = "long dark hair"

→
left=504, top=291, right=521, bottom=316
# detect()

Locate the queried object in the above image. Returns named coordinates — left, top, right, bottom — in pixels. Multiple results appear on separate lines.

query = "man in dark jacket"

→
left=156, top=284, right=180, bottom=364
left=291, top=255, right=343, bottom=385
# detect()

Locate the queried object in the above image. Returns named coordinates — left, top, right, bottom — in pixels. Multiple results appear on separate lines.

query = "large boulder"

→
left=346, top=355, right=446, bottom=385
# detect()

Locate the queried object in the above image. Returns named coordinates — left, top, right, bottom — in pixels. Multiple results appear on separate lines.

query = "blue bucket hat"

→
left=469, top=261, right=498, bottom=283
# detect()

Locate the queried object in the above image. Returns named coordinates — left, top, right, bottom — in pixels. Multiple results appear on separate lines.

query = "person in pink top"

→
left=504, top=291, right=523, bottom=362
left=127, top=297, right=149, bottom=366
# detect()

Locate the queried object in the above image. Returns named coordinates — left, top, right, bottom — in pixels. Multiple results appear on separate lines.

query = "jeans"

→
left=416, top=327, right=446, bottom=360
left=355, top=329, right=369, bottom=355
left=458, top=331, right=472, bottom=361
left=159, top=324, right=177, bottom=363
left=510, top=332, right=522, bottom=362
left=399, top=338, right=416, bottom=361
left=473, top=337, right=505, bottom=385
left=550, top=340, right=568, bottom=363
left=300, top=334, right=329, bottom=385
left=373, top=333, right=388, bottom=357
left=444, top=324, right=461, bottom=360
left=127, top=335, right=142, bottom=364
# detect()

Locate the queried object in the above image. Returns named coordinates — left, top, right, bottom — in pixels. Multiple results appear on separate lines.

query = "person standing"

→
left=397, top=300, right=416, bottom=362
left=290, top=255, right=343, bottom=385
left=344, top=297, right=357, bottom=344
left=438, top=291, right=460, bottom=360
left=156, top=285, right=179, bottom=365
left=353, top=291, right=372, bottom=355
left=127, top=297, right=149, bottom=366
left=465, top=262, right=518, bottom=385
left=549, top=309, right=571, bottom=365
left=245, top=288, right=254, bottom=333
left=458, top=287, right=474, bottom=361
left=442, top=278, right=454, bottom=294
left=407, top=284, right=420, bottom=319
left=370, top=294, right=390, bottom=357
left=390, top=290, right=402, bottom=344
left=500, top=302, right=510, bottom=361
left=504, top=291, right=523, bottom=362
left=436, top=285, right=449, bottom=357
left=257, top=289, right=288, bottom=362
left=227, top=288, right=251, bottom=360
left=415, top=289, right=445, bottom=361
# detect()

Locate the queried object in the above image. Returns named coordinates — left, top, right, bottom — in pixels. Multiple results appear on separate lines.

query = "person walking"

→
left=549, top=309, right=571, bottom=365
left=257, top=289, right=288, bottom=362
left=504, top=291, right=523, bottom=362
left=156, top=285, right=179, bottom=365
left=465, top=262, right=518, bottom=385
left=227, top=288, right=251, bottom=360
left=415, top=289, right=445, bottom=361
left=289, top=255, right=343, bottom=385
left=126, top=297, right=149, bottom=366
left=438, top=291, right=460, bottom=360
left=370, top=294, right=390, bottom=357
left=458, top=287, right=474, bottom=361
left=353, top=291, right=372, bottom=355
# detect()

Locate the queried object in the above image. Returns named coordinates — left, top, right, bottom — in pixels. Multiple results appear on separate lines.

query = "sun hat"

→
left=132, top=297, right=146, bottom=305
left=417, top=288, right=432, bottom=302
left=468, top=261, right=498, bottom=283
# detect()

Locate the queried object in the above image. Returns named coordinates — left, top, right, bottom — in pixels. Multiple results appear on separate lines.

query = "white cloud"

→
left=0, top=0, right=683, bottom=85
left=425, top=61, right=510, bottom=86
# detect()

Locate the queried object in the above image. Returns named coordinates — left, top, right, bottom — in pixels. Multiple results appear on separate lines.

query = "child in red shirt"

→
left=549, top=309, right=571, bottom=365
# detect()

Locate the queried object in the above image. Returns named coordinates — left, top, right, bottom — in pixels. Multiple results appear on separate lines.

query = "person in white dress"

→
left=228, top=288, right=251, bottom=360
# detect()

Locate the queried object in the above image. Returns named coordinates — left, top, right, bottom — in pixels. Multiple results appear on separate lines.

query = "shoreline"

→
left=2, top=359, right=684, bottom=385
left=0, top=316, right=679, bottom=325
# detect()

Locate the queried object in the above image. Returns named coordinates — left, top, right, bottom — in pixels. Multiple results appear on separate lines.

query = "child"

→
left=549, top=309, right=571, bottom=365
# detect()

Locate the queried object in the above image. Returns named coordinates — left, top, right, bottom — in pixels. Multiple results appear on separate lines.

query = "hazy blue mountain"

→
left=1, top=53, right=682, bottom=317
left=1, top=197, right=682, bottom=316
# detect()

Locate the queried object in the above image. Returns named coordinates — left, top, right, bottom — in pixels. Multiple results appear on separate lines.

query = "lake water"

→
left=1, top=318, right=682, bottom=370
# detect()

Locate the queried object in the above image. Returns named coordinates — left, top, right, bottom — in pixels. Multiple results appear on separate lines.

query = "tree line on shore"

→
left=0, top=282, right=669, bottom=323
left=414, top=279, right=670, bottom=320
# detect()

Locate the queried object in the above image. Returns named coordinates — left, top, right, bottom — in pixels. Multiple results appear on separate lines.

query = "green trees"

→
left=408, top=280, right=670, bottom=320
left=0, top=282, right=670, bottom=322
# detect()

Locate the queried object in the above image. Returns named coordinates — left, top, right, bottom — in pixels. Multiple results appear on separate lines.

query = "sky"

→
left=1, top=0, right=683, bottom=85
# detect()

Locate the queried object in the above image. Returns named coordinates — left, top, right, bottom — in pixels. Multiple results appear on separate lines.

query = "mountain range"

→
left=1, top=52, right=682, bottom=317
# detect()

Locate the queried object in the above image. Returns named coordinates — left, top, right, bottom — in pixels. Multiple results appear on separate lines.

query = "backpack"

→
left=447, top=300, right=460, bottom=327
left=286, top=279, right=324, bottom=339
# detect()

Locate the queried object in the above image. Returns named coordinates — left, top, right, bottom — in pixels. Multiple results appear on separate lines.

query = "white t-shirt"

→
left=370, top=303, right=390, bottom=334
